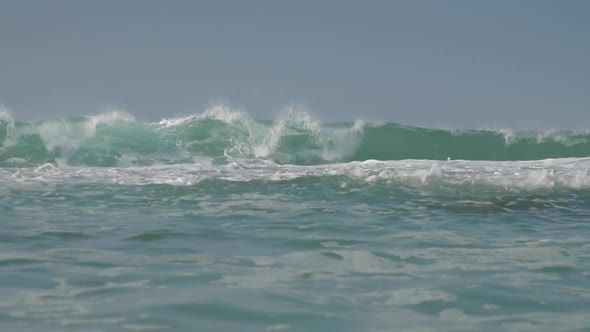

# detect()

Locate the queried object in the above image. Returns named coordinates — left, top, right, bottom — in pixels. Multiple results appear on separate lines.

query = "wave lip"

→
left=1, top=106, right=590, bottom=168
left=158, top=104, right=247, bottom=127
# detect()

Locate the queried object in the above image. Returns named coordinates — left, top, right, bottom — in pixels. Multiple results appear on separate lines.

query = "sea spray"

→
left=0, top=105, right=16, bottom=145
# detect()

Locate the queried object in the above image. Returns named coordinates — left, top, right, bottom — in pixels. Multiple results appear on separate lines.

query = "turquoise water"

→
left=1, top=107, right=590, bottom=331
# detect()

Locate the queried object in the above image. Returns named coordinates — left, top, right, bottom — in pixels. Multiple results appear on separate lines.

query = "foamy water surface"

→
left=1, top=106, right=590, bottom=331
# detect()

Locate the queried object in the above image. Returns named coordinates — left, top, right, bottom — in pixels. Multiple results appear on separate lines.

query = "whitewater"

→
left=1, top=104, right=590, bottom=331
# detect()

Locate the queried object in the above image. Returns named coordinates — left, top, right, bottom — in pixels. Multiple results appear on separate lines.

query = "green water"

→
left=1, top=109, right=590, bottom=331
left=2, top=109, right=590, bottom=168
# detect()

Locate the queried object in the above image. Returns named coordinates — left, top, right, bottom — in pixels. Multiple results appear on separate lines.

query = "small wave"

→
left=482, top=128, right=590, bottom=146
left=352, top=124, right=590, bottom=162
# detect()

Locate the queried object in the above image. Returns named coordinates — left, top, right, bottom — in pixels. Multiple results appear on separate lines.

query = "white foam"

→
left=84, top=109, right=134, bottom=136
left=31, top=120, right=84, bottom=152
left=158, top=103, right=246, bottom=127
left=121, top=323, right=170, bottom=331
left=486, top=127, right=590, bottom=146
left=253, top=106, right=321, bottom=158
left=0, top=104, right=15, bottom=130
left=320, top=122, right=365, bottom=162
left=383, top=288, right=457, bottom=306
left=34, top=163, right=59, bottom=173
left=352, top=119, right=366, bottom=133
left=251, top=106, right=364, bottom=163
left=0, top=104, right=16, bottom=147
left=494, top=128, right=517, bottom=144
left=9, top=109, right=134, bottom=155
left=2, top=153, right=590, bottom=191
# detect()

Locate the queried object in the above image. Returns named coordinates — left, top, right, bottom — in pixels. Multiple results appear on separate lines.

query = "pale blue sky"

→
left=1, top=0, right=589, bottom=128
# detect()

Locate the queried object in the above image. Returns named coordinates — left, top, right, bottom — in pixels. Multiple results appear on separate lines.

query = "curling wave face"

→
left=2, top=105, right=590, bottom=168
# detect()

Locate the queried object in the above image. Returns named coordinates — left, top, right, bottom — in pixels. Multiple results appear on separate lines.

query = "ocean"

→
left=1, top=105, right=590, bottom=331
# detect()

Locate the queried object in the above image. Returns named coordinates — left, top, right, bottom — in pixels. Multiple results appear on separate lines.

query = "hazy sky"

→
left=1, top=0, right=589, bottom=128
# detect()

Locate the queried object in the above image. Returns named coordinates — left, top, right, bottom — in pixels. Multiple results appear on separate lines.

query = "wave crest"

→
left=1, top=106, right=590, bottom=167
left=158, top=103, right=246, bottom=127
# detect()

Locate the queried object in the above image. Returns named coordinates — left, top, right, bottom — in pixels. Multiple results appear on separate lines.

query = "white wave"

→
left=0, top=104, right=14, bottom=128
left=486, top=128, right=590, bottom=146
left=352, top=119, right=366, bottom=133
left=2, top=158, right=590, bottom=191
left=0, top=104, right=16, bottom=147
left=164, top=104, right=363, bottom=164
left=320, top=119, right=365, bottom=162
left=84, top=109, right=135, bottom=136
left=253, top=105, right=321, bottom=158
left=250, top=106, right=364, bottom=163
left=158, top=103, right=247, bottom=127
left=7, top=109, right=134, bottom=155
left=28, top=120, right=84, bottom=152
left=496, top=128, right=517, bottom=145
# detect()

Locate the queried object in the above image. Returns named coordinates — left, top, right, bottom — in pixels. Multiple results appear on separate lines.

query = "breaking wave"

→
left=1, top=104, right=590, bottom=167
